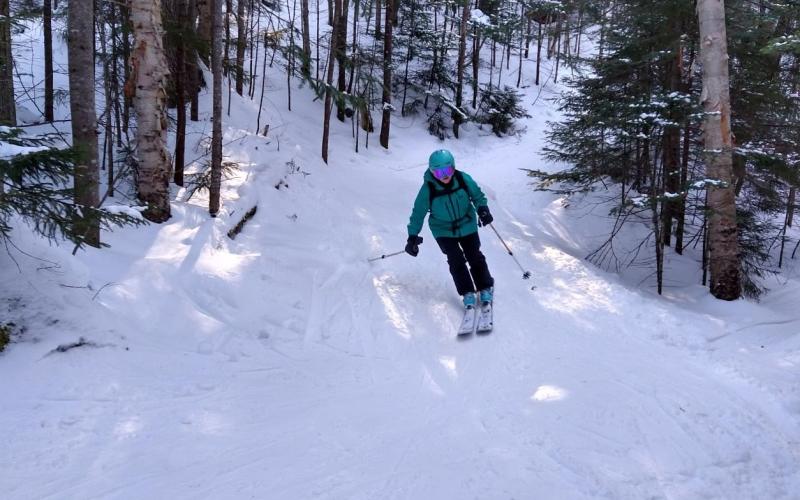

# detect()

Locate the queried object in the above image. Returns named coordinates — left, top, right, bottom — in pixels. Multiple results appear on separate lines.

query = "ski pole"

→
left=367, top=250, right=406, bottom=262
left=488, top=223, right=532, bottom=280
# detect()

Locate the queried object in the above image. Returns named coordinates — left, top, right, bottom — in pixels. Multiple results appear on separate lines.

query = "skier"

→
left=405, top=149, right=495, bottom=309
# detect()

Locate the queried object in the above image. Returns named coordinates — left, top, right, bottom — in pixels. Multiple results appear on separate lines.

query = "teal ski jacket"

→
left=407, top=169, right=489, bottom=239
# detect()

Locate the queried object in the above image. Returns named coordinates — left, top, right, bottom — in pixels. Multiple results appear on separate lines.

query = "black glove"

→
left=405, top=235, right=423, bottom=257
left=477, top=206, right=493, bottom=227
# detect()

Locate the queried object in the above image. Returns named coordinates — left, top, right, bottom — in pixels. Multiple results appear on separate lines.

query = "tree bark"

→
left=662, top=42, right=682, bottom=248
left=471, top=25, right=480, bottom=108
left=335, top=0, right=349, bottom=121
left=375, top=0, right=382, bottom=39
left=67, top=0, right=99, bottom=245
left=379, top=0, right=393, bottom=148
left=210, top=0, right=223, bottom=215
left=698, top=0, right=740, bottom=300
left=197, top=0, right=213, bottom=64
left=224, top=0, right=232, bottom=76
left=131, top=0, right=173, bottom=222
left=301, top=0, right=311, bottom=77
left=235, top=0, right=246, bottom=95
left=43, top=0, right=54, bottom=122
left=535, top=22, right=542, bottom=86
left=0, top=0, right=15, bottom=126
left=188, top=0, right=200, bottom=121
left=322, top=0, right=341, bottom=162
left=174, top=0, right=189, bottom=186
left=453, top=0, right=469, bottom=138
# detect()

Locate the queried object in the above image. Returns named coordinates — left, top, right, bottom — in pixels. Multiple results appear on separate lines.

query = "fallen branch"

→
left=227, top=205, right=258, bottom=240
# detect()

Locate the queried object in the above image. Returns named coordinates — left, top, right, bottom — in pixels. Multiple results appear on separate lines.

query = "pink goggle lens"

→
left=432, top=165, right=454, bottom=180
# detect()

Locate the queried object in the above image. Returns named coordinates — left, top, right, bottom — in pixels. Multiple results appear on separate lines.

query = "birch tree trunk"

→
left=67, top=0, right=99, bottom=246
left=698, top=0, right=740, bottom=300
left=131, top=0, right=172, bottom=223
left=0, top=0, right=15, bottom=126
left=210, top=0, right=223, bottom=215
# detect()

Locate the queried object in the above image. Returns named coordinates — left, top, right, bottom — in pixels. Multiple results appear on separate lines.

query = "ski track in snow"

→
left=6, top=159, right=798, bottom=499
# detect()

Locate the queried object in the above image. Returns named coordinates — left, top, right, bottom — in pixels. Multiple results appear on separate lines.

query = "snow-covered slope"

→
left=2, top=20, right=799, bottom=500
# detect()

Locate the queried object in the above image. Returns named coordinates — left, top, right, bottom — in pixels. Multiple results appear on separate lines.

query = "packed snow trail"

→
left=2, top=55, right=799, bottom=498
left=2, top=132, right=799, bottom=499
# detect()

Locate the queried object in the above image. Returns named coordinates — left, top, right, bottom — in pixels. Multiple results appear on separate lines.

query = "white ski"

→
left=457, top=306, right=478, bottom=335
left=476, top=302, right=493, bottom=333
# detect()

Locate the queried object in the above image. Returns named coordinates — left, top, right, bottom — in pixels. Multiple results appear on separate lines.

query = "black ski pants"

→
left=435, top=231, right=494, bottom=296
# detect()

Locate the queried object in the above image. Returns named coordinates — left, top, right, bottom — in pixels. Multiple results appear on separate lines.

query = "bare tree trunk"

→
left=43, top=0, right=54, bottom=122
left=235, top=0, right=246, bottom=95
left=210, top=0, right=223, bottom=215
left=0, top=0, right=15, bottom=126
left=97, top=8, right=113, bottom=193
left=676, top=120, right=691, bottom=253
left=676, top=44, right=695, bottom=254
left=535, top=21, right=542, bottom=86
left=471, top=24, right=480, bottom=108
left=375, top=0, right=382, bottom=39
left=335, top=0, right=349, bottom=121
left=256, top=29, right=268, bottom=134
left=452, top=0, right=469, bottom=138
left=287, top=0, right=296, bottom=110
left=121, top=4, right=132, bottom=140
left=188, top=0, right=200, bottom=121
left=111, top=4, right=123, bottom=145
left=379, top=0, right=393, bottom=148
left=698, top=0, right=740, bottom=300
left=322, top=0, right=341, bottom=162
left=131, top=0, right=173, bottom=222
left=553, top=20, right=561, bottom=83
left=174, top=0, right=189, bottom=186
left=400, top=0, right=415, bottom=116
left=67, top=0, right=99, bottom=245
left=301, top=0, right=311, bottom=76
left=788, top=187, right=796, bottom=228
left=197, top=0, right=213, bottom=64
left=247, top=0, right=256, bottom=97
left=224, top=0, right=232, bottom=76
left=347, top=0, right=359, bottom=93
left=662, top=42, right=682, bottom=248
left=779, top=190, right=793, bottom=267
left=516, top=4, right=524, bottom=88
left=316, top=0, right=320, bottom=79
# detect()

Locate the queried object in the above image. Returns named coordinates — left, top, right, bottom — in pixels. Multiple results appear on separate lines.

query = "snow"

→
left=470, top=9, right=492, bottom=27
left=1, top=12, right=799, bottom=500
left=104, top=205, right=147, bottom=220
left=0, top=141, right=48, bottom=159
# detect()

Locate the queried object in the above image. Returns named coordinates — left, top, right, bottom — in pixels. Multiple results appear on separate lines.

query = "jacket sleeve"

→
left=461, top=172, right=488, bottom=208
left=407, top=184, right=430, bottom=236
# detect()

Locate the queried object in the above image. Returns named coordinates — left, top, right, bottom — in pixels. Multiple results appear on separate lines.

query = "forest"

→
left=1, top=0, right=798, bottom=305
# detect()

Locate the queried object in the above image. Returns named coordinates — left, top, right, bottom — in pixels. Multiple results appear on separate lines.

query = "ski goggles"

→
left=431, top=165, right=455, bottom=180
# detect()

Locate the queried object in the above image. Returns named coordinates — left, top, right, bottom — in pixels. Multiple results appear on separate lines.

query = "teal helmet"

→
left=428, top=149, right=455, bottom=171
